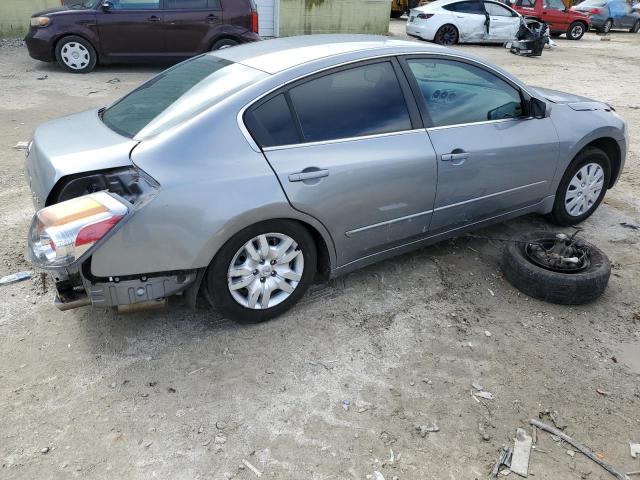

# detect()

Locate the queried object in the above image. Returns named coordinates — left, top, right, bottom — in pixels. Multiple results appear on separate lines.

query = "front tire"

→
left=630, top=20, right=640, bottom=33
left=566, top=21, right=586, bottom=40
left=55, top=35, right=97, bottom=73
left=434, top=24, right=459, bottom=45
left=601, top=18, right=613, bottom=33
left=207, top=220, right=317, bottom=323
left=548, top=147, right=611, bottom=226
left=211, top=38, right=239, bottom=50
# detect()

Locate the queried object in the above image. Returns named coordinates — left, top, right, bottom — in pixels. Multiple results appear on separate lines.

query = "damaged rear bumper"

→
left=50, top=262, right=199, bottom=311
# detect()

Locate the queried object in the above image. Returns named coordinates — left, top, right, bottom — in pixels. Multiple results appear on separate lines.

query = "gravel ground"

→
left=1, top=25, right=640, bottom=480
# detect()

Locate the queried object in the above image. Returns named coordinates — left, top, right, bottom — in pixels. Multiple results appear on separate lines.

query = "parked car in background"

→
left=571, top=0, right=640, bottom=32
left=25, top=0, right=260, bottom=73
left=407, top=0, right=522, bottom=44
left=24, top=35, right=627, bottom=322
left=510, top=0, right=590, bottom=38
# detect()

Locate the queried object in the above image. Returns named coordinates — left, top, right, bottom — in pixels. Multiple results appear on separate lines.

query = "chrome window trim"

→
left=427, top=117, right=525, bottom=131
left=262, top=129, right=426, bottom=152
left=236, top=51, right=534, bottom=152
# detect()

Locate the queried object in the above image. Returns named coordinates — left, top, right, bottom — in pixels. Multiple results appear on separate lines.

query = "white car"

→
left=406, top=0, right=522, bottom=44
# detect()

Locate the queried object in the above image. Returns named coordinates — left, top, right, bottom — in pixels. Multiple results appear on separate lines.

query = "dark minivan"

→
left=25, top=0, right=260, bottom=73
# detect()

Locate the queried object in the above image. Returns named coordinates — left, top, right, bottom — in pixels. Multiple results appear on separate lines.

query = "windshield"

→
left=102, top=55, right=267, bottom=139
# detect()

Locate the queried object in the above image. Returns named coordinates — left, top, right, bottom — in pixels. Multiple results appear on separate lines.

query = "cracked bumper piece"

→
left=53, top=269, right=197, bottom=310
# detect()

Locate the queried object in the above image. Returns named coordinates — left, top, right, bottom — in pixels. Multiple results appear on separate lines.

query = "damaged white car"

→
left=407, top=0, right=522, bottom=44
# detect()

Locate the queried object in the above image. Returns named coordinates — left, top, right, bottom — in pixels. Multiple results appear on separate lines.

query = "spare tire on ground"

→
left=501, top=231, right=611, bottom=305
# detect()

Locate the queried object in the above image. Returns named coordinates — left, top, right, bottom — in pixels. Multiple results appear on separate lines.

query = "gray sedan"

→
left=25, top=35, right=628, bottom=322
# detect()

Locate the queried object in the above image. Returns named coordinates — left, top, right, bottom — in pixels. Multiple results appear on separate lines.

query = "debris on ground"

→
left=511, top=427, right=533, bottom=477
left=106, top=78, right=121, bottom=84
left=630, top=443, right=640, bottom=459
left=471, top=383, right=495, bottom=400
left=0, top=271, right=32, bottom=286
left=539, top=409, right=567, bottom=430
left=530, top=419, right=628, bottom=480
left=13, top=141, right=29, bottom=150
left=491, top=447, right=513, bottom=478
left=416, top=423, right=440, bottom=437
left=40, top=447, right=50, bottom=454
left=37, top=75, right=48, bottom=80
left=621, top=222, right=640, bottom=230
left=342, top=399, right=351, bottom=411
left=596, top=388, right=611, bottom=396
left=242, top=459, right=262, bottom=477
left=485, top=330, right=492, bottom=337
left=369, top=471, right=385, bottom=480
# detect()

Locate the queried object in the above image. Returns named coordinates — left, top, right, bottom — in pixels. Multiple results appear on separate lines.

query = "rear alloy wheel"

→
left=55, top=35, right=97, bottom=73
left=548, top=147, right=610, bottom=226
left=208, top=220, right=317, bottom=323
left=502, top=232, right=611, bottom=304
left=211, top=38, right=239, bottom=50
left=567, top=21, right=586, bottom=40
left=434, top=24, right=459, bottom=45
left=602, top=18, right=613, bottom=33
left=631, top=20, right=640, bottom=33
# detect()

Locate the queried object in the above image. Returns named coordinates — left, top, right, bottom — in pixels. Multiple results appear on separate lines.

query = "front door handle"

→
left=148, top=15, right=161, bottom=22
left=206, top=14, right=219, bottom=22
left=441, top=152, right=469, bottom=162
left=288, top=169, right=329, bottom=182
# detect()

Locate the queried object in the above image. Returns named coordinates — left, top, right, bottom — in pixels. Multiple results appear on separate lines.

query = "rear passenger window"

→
left=288, top=62, right=412, bottom=143
left=245, top=94, right=300, bottom=148
left=164, top=0, right=221, bottom=8
left=443, top=1, right=487, bottom=14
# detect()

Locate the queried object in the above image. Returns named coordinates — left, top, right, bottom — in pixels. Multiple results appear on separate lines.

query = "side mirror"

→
left=101, top=1, right=113, bottom=11
left=530, top=97, right=547, bottom=118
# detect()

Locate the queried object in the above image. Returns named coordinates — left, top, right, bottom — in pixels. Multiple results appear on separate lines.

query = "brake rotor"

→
left=524, top=233, right=590, bottom=273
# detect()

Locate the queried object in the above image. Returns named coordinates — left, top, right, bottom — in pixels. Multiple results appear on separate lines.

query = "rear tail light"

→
left=417, top=13, right=434, bottom=19
left=589, top=8, right=602, bottom=13
left=251, top=11, right=259, bottom=34
left=28, top=192, right=129, bottom=268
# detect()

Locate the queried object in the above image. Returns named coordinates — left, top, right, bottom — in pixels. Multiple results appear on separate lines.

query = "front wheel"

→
left=548, top=146, right=611, bottom=226
left=630, top=20, right=640, bottom=33
left=601, top=18, right=613, bottom=33
left=434, top=24, right=459, bottom=45
left=55, top=35, right=97, bottom=73
left=566, top=21, right=586, bottom=40
left=207, top=220, right=317, bottom=323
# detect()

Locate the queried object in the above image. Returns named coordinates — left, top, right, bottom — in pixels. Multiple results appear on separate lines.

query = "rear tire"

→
left=547, top=147, right=611, bottom=226
left=207, top=220, right=317, bottom=324
left=211, top=38, right=239, bottom=50
left=434, top=24, right=459, bottom=45
left=631, top=20, right=640, bottom=33
left=566, top=21, right=586, bottom=40
left=602, top=18, right=613, bottom=33
left=55, top=35, right=97, bottom=73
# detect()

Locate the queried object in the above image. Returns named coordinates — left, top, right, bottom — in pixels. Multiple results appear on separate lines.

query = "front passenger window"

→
left=110, top=0, right=160, bottom=9
left=407, top=59, right=524, bottom=127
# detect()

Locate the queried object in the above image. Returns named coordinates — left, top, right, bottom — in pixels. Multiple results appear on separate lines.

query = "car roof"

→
left=211, top=34, right=450, bottom=74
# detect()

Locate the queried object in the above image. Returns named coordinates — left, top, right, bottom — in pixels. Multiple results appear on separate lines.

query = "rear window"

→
left=102, top=55, right=266, bottom=139
left=443, top=1, right=486, bottom=14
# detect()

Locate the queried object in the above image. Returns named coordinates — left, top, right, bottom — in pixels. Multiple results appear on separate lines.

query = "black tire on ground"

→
left=631, top=20, right=640, bottom=33
left=501, top=232, right=611, bottom=305
left=433, top=24, right=459, bottom=45
left=566, top=21, right=586, bottom=40
left=602, top=18, right=613, bottom=33
left=54, top=35, right=97, bottom=74
left=207, top=220, right=317, bottom=323
left=547, top=146, right=611, bottom=226
left=210, top=38, right=239, bottom=50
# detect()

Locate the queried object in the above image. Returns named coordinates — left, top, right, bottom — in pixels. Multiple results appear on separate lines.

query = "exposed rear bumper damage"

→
left=50, top=263, right=199, bottom=311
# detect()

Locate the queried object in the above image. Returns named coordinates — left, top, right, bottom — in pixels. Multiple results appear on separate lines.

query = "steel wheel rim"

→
left=61, top=42, right=90, bottom=70
left=604, top=20, right=612, bottom=32
left=565, top=162, right=604, bottom=217
left=439, top=26, right=457, bottom=44
left=227, top=233, right=304, bottom=310
left=571, top=24, right=583, bottom=37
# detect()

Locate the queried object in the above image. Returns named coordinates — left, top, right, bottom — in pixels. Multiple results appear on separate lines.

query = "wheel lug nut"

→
left=253, top=269, right=258, bottom=275
left=271, top=271, right=276, bottom=276
left=270, top=260, right=276, bottom=265
left=259, top=260, right=265, bottom=265
left=260, top=277, right=265, bottom=282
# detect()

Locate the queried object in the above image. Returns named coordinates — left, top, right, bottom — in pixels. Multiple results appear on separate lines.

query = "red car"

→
left=25, top=0, right=260, bottom=73
left=510, top=0, right=591, bottom=39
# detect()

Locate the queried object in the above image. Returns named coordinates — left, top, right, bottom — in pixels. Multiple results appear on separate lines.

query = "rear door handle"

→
left=148, top=15, right=161, bottom=22
left=288, top=169, right=329, bottom=182
left=441, top=152, right=469, bottom=162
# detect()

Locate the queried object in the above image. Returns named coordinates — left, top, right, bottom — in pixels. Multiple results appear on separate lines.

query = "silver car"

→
left=25, top=35, right=627, bottom=322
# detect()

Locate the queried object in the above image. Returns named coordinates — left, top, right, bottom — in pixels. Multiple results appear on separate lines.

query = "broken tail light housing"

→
left=28, top=192, right=129, bottom=269
left=589, top=8, right=602, bottom=14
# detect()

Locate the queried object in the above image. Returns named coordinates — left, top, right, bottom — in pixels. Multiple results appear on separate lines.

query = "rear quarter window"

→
left=245, top=94, right=300, bottom=148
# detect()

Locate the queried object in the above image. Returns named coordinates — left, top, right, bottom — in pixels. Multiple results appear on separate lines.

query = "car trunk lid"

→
left=25, top=109, right=138, bottom=208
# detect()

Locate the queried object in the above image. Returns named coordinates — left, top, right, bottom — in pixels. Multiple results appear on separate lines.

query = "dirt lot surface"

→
left=1, top=24, right=640, bottom=480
